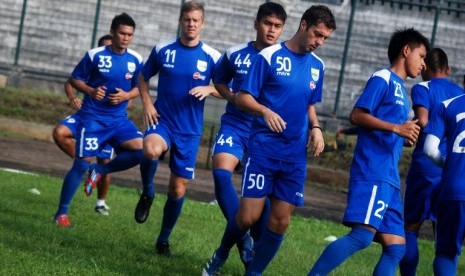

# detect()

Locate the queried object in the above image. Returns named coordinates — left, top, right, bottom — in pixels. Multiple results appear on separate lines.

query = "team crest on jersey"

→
left=66, top=117, right=76, bottom=124
left=125, top=73, right=133, bottom=79
left=127, top=62, right=136, bottom=73
left=197, top=60, right=207, bottom=72
left=311, top=68, right=320, bottom=81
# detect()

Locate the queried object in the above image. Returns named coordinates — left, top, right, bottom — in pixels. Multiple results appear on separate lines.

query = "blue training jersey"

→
left=240, top=42, right=324, bottom=162
left=142, top=39, right=221, bottom=136
left=350, top=69, right=409, bottom=187
left=214, top=42, right=259, bottom=133
left=72, top=45, right=143, bottom=120
left=409, top=78, right=464, bottom=175
left=425, top=94, right=465, bottom=201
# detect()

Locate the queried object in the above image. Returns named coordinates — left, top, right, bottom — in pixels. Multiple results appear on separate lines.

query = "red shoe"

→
left=85, top=164, right=102, bottom=197
left=55, top=214, right=71, bottom=227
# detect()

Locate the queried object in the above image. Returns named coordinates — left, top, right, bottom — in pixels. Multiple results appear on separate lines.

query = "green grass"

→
left=0, top=169, right=461, bottom=275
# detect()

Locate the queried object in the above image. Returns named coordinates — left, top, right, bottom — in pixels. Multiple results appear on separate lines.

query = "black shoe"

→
left=134, top=194, right=153, bottom=223
left=155, top=241, right=172, bottom=258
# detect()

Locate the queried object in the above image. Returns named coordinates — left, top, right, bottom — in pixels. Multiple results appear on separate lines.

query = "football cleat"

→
left=237, top=234, right=254, bottom=268
left=55, top=214, right=71, bottom=227
left=94, top=205, right=109, bottom=216
left=134, top=194, right=154, bottom=223
left=202, top=250, right=227, bottom=276
left=155, top=241, right=172, bottom=258
left=85, top=164, right=102, bottom=197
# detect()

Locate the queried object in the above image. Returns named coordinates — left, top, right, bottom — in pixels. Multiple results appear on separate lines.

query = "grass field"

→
left=1, top=169, right=462, bottom=275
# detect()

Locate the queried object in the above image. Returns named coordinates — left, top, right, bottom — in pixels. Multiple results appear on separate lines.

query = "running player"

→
left=135, top=1, right=221, bottom=257
left=203, top=5, right=335, bottom=275
left=53, top=34, right=114, bottom=215
left=399, top=48, right=464, bottom=276
left=211, top=1, right=287, bottom=267
left=309, top=28, right=429, bottom=276
left=54, top=13, right=148, bottom=227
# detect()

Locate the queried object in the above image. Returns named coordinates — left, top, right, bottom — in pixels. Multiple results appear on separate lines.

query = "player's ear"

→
left=253, top=20, right=258, bottom=31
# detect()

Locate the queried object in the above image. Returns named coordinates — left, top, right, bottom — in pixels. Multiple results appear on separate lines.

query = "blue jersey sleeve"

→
left=354, top=75, right=388, bottom=113
left=141, top=46, right=161, bottom=81
left=309, top=66, right=324, bottom=105
left=424, top=102, right=446, bottom=139
left=213, top=53, right=234, bottom=85
left=411, top=83, right=429, bottom=110
left=71, top=53, right=93, bottom=82
left=240, top=54, right=269, bottom=99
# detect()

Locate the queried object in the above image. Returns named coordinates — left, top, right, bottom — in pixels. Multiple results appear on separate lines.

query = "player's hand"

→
left=394, top=119, right=420, bottom=143
left=308, top=127, right=325, bottom=157
left=143, top=104, right=160, bottom=127
left=69, top=97, right=82, bottom=110
left=262, top=108, right=286, bottom=133
left=108, top=88, right=129, bottom=105
left=189, top=86, right=212, bottom=101
left=90, top=86, right=106, bottom=100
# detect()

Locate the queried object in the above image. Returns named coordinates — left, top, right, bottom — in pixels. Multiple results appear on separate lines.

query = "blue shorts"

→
left=76, top=118, right=142, bottom=158
left=240, top=154, right=306, bottom=206
left=435, top=201, right=465, bottom=257
left=343, top=180, right=404, bottom=237
left=212, top=126, right=249, bottom=161
left=403, top=172, right=440, bottom=224
left=59, top=114, right=114, bottom=160
left=144, top=121, right=200, bottom=180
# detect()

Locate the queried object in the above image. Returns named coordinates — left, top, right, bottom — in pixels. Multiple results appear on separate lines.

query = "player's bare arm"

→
left=69, top=77, right=106, bottom=100
left=350, top=107, right=420, bottom=143
left=307, top=104, right=324, bottom=156
left=64, top=80, right=82, bottom=110
left=413, top=106, right=429, bottom=128
left=189, top=85, right=221, bottom=100
left=138, top=74, right=159, bottom=127
left=213, top=83, right=234, bottom=102
left=235, top=91, right=286, bottom=133
left=108, top=87, right=139, bottom=105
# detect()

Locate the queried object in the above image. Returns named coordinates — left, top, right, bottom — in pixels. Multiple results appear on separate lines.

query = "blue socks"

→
left=102, top=149, right=144, bottom=174
left=213, top=168, right=238, bottom=221
left=246, top=228, right=283, bottom=275
left=373, top=244, right=406, bottom=276
left=56, top=159, right=89, bottom=215
left=433, top=254, right=458, bottom=276
left=157, top=194, right=184, bottom=243
left=399, top=229, right=419, bottom=276
left=308, top=227, right=374, bottom=275
left=140, top=158, right=158, bottom=197
left=217, top=218, right=248, bottom=260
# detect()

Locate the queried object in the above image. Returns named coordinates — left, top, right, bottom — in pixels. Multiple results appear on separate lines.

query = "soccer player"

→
left=135, top=1, right=221, bottom=257
left=202, top=5, right=335, bottom=275
left=399, top=48, right=464, bottom=276
left=54, top=13, right=148, bottom=227
left=211, top=1, right=287, bottom=266
left=308, top=28, right=429, bottom=276
left=423, top=89, right=465, bottom=276
left=53, top=34, right=114, bottom=215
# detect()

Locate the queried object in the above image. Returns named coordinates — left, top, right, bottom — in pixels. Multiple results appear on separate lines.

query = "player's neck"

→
left=109, top=45, right=127, bottom=54
left=179, top=36, right=201, bottom=47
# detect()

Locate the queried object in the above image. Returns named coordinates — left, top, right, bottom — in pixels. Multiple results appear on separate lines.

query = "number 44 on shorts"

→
left=216, top=134, right=233, bottom=147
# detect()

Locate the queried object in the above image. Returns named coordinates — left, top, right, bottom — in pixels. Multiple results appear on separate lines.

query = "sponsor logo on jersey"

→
left=193, top=72, right=206, bottom=80
left=197, top=60, right=207, bottom=72
left=309, top=81, right=316, bottom=90
left=125, top=73, right=133, bottom=79
left=127, top=62, right=136, bottom=72
left=311, top=68, right=320, bottom=81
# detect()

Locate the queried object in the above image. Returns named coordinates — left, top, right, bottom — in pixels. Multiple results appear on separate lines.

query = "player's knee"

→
left=348, top=227, right=375, bottom=249
left=268, top=216, right=290, bottom=234
left=53, top=125, right=67, bottom=142
left=143, top=146, right=163, bottom=160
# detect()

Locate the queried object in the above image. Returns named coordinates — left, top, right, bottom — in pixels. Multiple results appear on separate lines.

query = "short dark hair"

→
left=388, top=27, right=430, bottom=64
left=256, top=2, right=287, bottom=24
left=424, top=48, right=448, bottom=73
left=97, top=34, right=112, bottom=47
left=300, top=5, right=336, bottom=31
left=179, top=1, right=204, bottom=21
left=110, top=13, right=136, bottom=32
